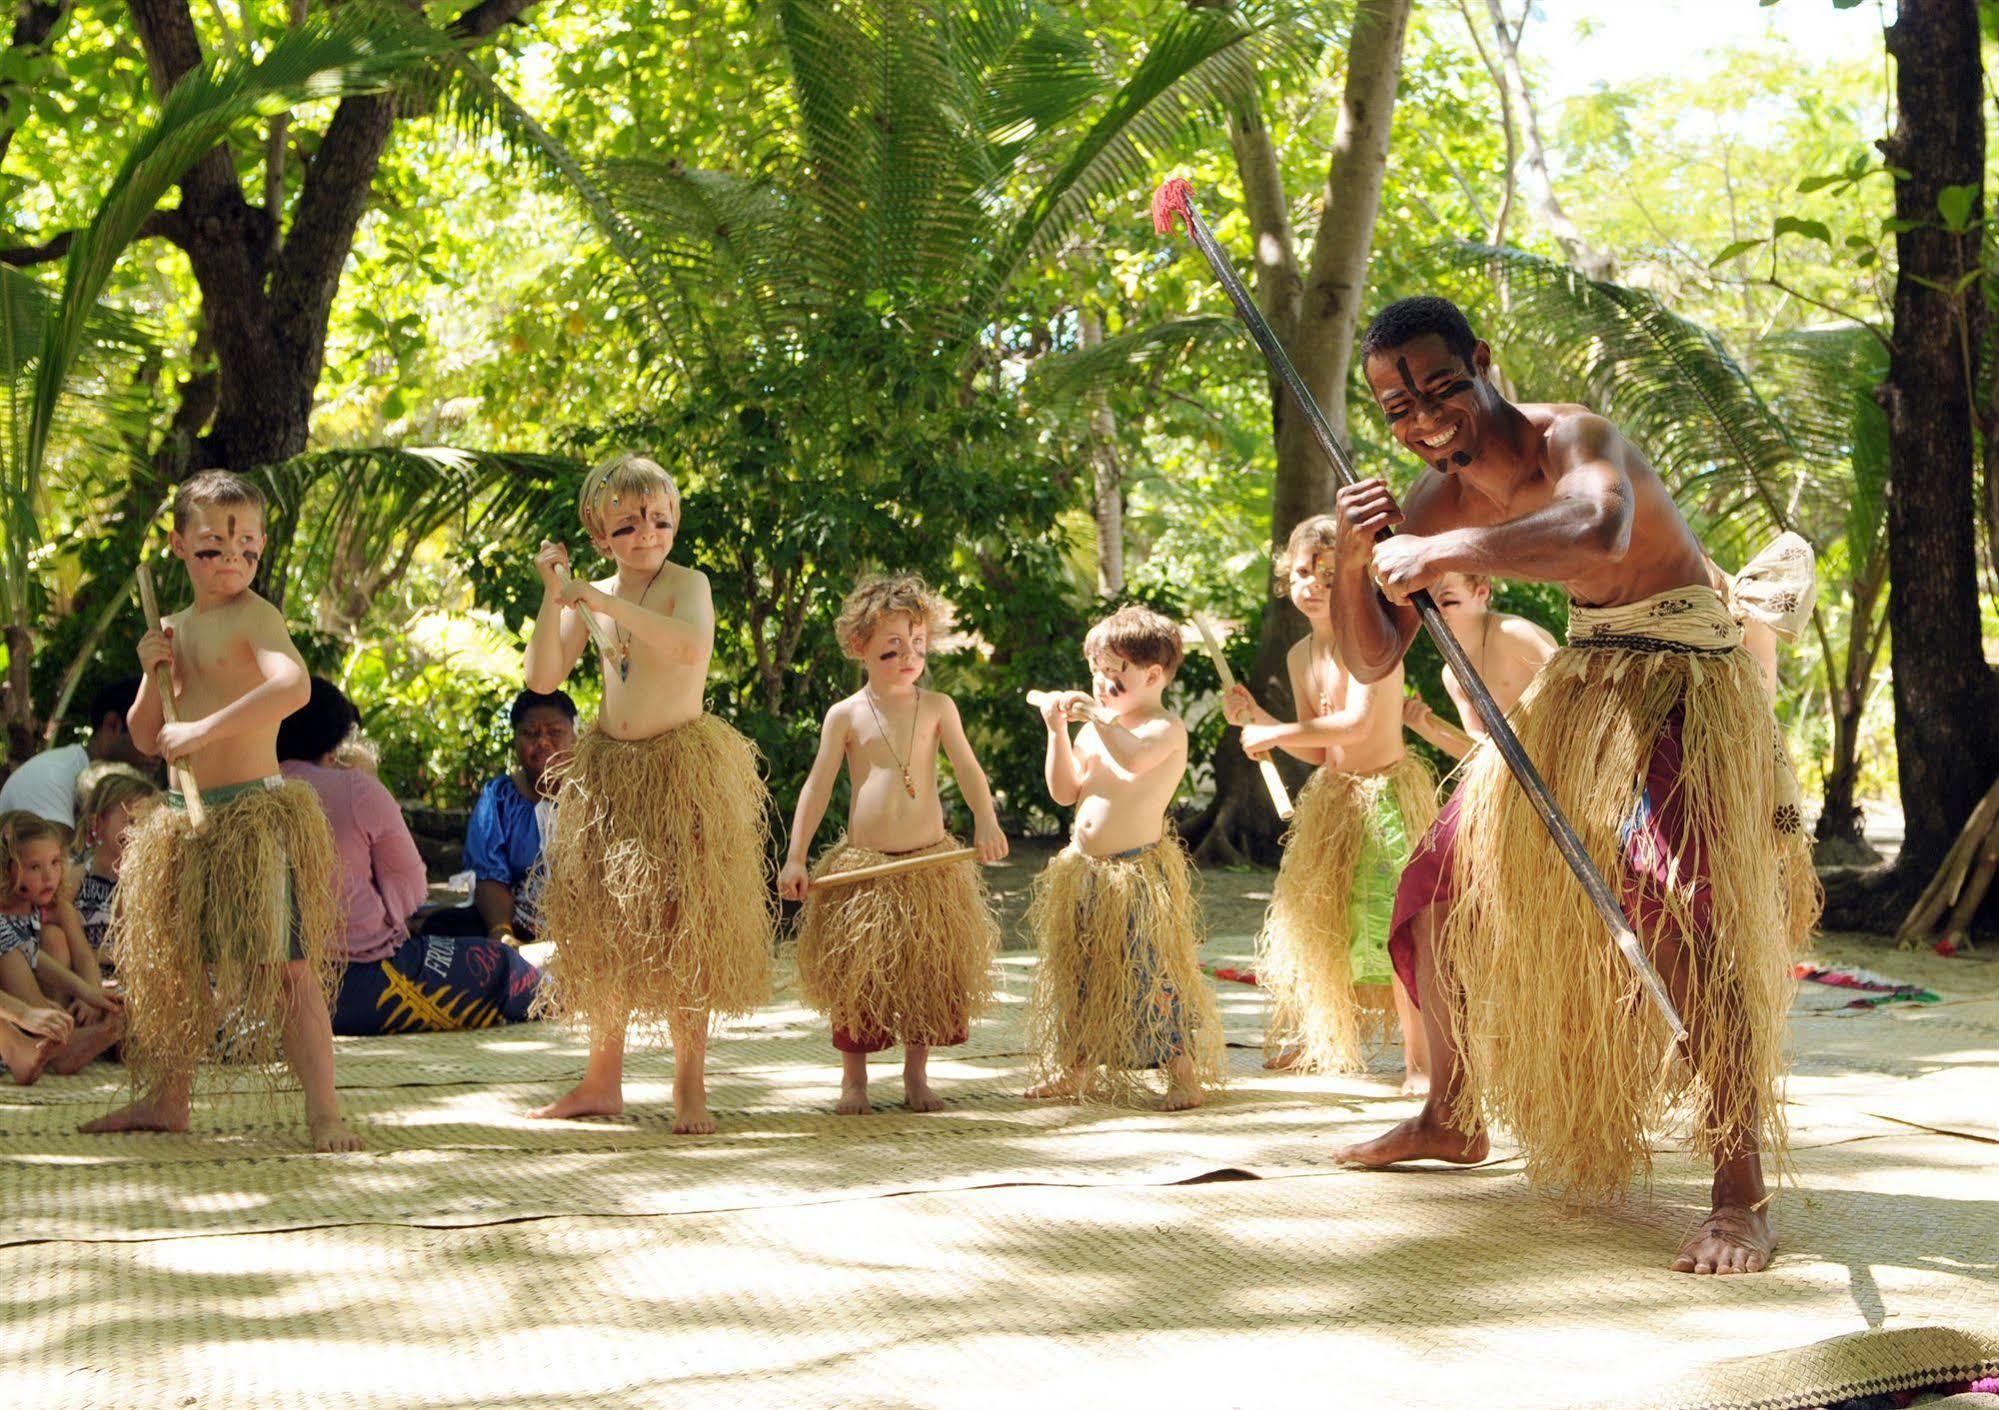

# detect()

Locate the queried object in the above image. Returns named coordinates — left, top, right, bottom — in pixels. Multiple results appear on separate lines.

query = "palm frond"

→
left=1755, top=326, right=1890, bottom=577
left=1024, top=314, right=1240, bottom=408
left=961, top=5, right=1323, bottom=347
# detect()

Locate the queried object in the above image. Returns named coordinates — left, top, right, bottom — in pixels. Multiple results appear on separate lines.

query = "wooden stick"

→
left=812, top=846, right=978, bottom=889
left=1900, top=773, right=1999, bottom=947
left=1189, top=613, right=1294, bottom=821
left=552, top=558, right=618, bottom=656
left=1026, top=689, right=1120, bottom=728
left=134, top=563, right=205, bottom=830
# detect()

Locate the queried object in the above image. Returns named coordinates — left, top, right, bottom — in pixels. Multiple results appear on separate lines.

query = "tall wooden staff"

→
left=134, top=563, right=205, bottom=831
left=1153, top=177, right=1686, bottom=1043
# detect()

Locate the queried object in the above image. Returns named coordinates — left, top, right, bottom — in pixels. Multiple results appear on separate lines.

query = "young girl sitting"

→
left=71, top=768, right=161, bottom=969
left=0, top=810, right=123, bottom=1072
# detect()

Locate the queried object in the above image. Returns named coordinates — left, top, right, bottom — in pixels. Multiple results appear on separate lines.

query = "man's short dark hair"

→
left=276, top=676, right=360, bottom=763
left=86, top=676, right=141, bottom=732
left=510, top=688, right=577, bottom=730
left=1359, top=295, right=1480, bottom=370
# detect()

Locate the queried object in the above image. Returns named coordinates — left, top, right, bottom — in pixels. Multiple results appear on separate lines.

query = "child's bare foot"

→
left=1161, top=1079, right=1204, bottom=1111
left=1025, top=1069, right=1084, bottom=1100
left=6, top=1036, right=57, bottom=1085
left=835, top=1076, right=871, bottom=1116
left=1672, top=1203, right=1776, bottom=1275
left=1335, top=1109, right=1489, bottom=1168
left=51, top=1013, right=124, bottom=1076
left=529, top=1081, right=625, bottom=1120
left=1262, top=1045, right=1303, bottom=1071
left=671, top=1101, right=716, bottom=1135
left=311, top=1115, right=365, bottom=1153
left=903, top=1079, right=945, bottom=1113
left=80, top=1093, right=192, bottom=1135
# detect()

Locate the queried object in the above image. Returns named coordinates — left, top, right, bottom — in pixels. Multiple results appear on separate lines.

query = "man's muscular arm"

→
left=1331, top=476, right=1432, bottom=683
left=1374, top=416, right=1635, bottom=600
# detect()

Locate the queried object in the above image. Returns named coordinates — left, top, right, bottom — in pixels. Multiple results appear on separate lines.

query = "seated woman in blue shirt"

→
left=427, top=689, right=576, bottom=944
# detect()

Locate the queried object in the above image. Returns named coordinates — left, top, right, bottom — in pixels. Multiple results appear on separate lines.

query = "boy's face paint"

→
left=1289, top=556, right=1333, bottom=621
left=12, top=838, right=64, bottom=907
left=597, top=489, right=677, bottom=569
left=1089, top=652, right=1157, bottom=711
left=1364, top=334, right=1490, bottom=473
left=860, top=614, right=928, bottom=690
left=1430, top=572, right=1490, bottom=632
left=172, top=504, right=265, bottom=598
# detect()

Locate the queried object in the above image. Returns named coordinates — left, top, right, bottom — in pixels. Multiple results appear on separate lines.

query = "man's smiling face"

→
left=1364, top=332, right=1495, bottom=474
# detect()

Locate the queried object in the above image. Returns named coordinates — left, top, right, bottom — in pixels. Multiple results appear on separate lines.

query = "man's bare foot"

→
left=1672, top=1203, right=1776, bottom=1275
left=1262, top=1045, right=1303, bottom=1071
left=1025, top=1069, right=1084, bottom=1101
left=51, top=1014, right=124, bottom=1076
left=310, top=1115, right=364, bottom=1153
left=528, top=1081, right=624, bottom=1120
left=835, top=1077, right=871, bottom=1116
left=671, top=1102, right=716, bottom=1135
left=1335, top=1110, right=1489, bottom=1168
left=7, top=1037, right=57, bottom=1085
left=80, top=1094, right=191, bottom=1135
left=1400, top=1069, right=1431, bottom=1097
left=904, top=1079, right=945, bottom=1114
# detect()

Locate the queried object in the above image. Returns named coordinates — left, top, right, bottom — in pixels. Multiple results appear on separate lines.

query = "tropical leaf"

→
left=1024, top=313, right=1241, bottom=408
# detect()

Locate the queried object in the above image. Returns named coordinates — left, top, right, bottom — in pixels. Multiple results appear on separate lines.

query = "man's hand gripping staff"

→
left=1151, top=176, right=1687, bottom=1044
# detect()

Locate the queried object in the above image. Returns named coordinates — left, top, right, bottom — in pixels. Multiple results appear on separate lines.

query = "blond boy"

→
left=780, top=574, right=1007, bottom=1114
left=82, top=471, right=354, bottom=1151
left=524, top=451, right=774, bottom=1133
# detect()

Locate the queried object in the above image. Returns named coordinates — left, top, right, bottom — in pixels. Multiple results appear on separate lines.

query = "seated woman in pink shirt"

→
left=279, top=678, right=541, bottom=1035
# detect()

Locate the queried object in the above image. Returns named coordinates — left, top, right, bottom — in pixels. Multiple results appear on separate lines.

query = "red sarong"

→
left=1390, top=710, right=1712, bottom=1004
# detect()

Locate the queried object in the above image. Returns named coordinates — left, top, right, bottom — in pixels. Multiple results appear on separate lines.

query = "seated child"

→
left=1225, top=516, right=1437, bottom=1081
left=70, top=767, right=162, bottom=968
left=1, top=988, right=72, bottom=1084
left=0, top=810, right=123, bottom=1073
left=524, top=451, right=775, bottom=1133
left=779, top=573, right=1007, bottom=1115
left=1025, top=604, right=1223, bottom=1111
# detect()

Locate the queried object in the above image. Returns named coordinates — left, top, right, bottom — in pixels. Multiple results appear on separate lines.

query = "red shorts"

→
left=1390, top=710, right=1712, bottom=1006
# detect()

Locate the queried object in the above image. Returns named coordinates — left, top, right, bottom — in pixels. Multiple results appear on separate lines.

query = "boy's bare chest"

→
left=174, top=617, right=257, bottom=700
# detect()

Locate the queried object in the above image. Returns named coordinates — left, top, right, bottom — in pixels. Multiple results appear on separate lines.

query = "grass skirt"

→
left=1259, top=754, right=1438, bottom=1072
left=1438, top=587, right=1818, bottom=1203
left=791, top=836, right=998, bottom=1049
left=533, top=717, right=775, bottom=1038
left=111, top=779, right=339, bottom=1094
left=1026, top=837, right=1225, bottom=1102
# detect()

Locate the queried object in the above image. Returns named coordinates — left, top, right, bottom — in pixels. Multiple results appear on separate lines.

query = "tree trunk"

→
left=1813, top=586, right=1888, bottom=866
left=1185, top=0, right=1412, bottom=865
left=1874, top=0, right=1999, bottom=894
left=1079, top=307, right=1125, bottom=596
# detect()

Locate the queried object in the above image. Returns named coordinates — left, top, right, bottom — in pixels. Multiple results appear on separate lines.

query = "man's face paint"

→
left=1366, top=334, right=1485, bottom=473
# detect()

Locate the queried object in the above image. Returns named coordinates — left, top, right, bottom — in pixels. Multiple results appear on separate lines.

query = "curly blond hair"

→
left=578, top=450, right=679, bottom=543
left=1083, top=603, right=1183, bottom=682
left=834, top=573, right=941, bottom=659
left=1274, top=514, right=1341, bottom=595
left=78, top=767, right=161, bottom=841
left=0, top=809, right=67, bottom=883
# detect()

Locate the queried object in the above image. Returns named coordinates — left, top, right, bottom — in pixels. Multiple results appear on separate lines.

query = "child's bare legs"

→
left=1161, top=1052, right=1202, bottom=1111
left=2, top=1023, right=57, bottom=1084
left=1262, top=999, right=1302, bottom=1070
left=667, top=1008, right=713, bottom=1135
left=1335, top=899, right=1489, bottom=1167
left=1392, top=973, right=1429, bottom=1095
left=837, top=1048, right=871, bottom=1116
left=280, top=960, right=360, bottom=1152
left=531, top=1016, right=627, bottom=1120
left=1025, top=1065, right=1085, bottom=1100
left=903, top=1043, right=944, bottom=1113
left=49, top=1008, right=124, bottom=1076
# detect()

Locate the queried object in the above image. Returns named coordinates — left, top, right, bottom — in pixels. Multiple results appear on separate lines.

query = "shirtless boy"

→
left=1024, top=604, right=1223, bottom=1110
left=1225, top=515, right=1437, bottom=1082
left=779, top=573, right=1007, bottom=1114
left=82, top=471, right=357, bottom=1152
left=524, top=451, right=774, bottom=1133
left=1399, top=572, right=1557, bottom=760
left=1327, top=296, right=1816, bottom=1274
